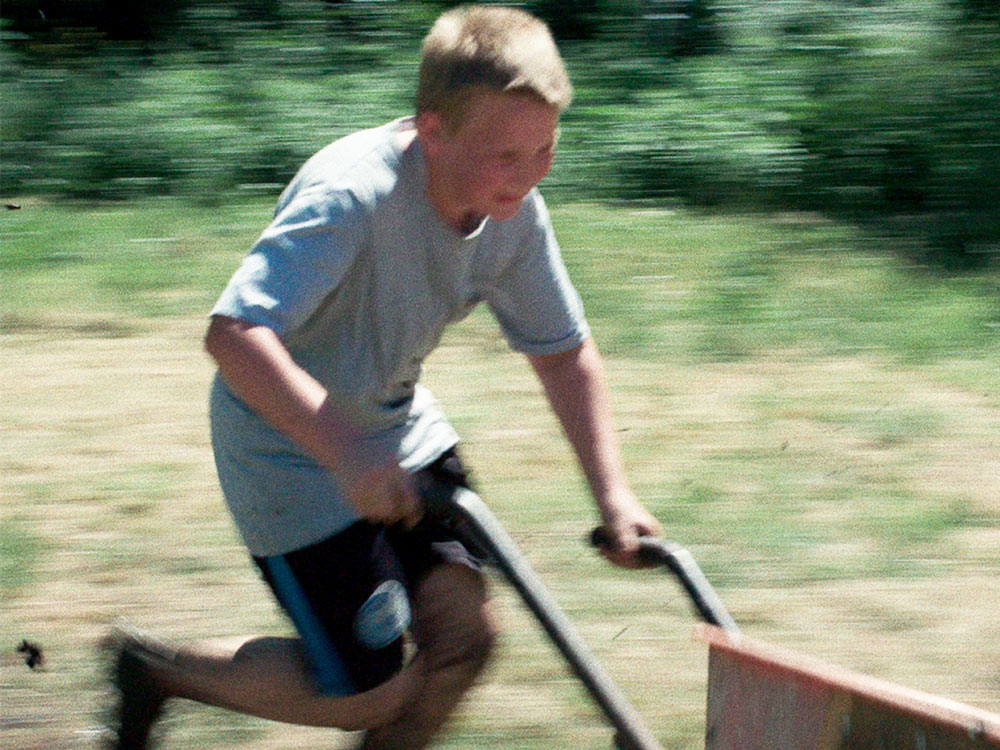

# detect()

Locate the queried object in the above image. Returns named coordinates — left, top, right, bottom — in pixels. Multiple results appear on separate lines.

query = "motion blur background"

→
left=4, top=4, right=1000, bottom=748
left=3, top=0, right=999, bottom=269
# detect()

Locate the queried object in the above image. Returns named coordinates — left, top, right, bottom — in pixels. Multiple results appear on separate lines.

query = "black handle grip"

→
left=591, top=527, right=740, bottom=634
left=590, top=527, right=666, bottom=566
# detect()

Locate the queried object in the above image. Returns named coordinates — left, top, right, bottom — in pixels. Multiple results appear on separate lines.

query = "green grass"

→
left=1, top=200, right=271, bottom=325
left=552, top=204, right=1000, bottom=366
left=4, top=199, right=998, bottom=367
left=2, top=199, right=998, bottom=749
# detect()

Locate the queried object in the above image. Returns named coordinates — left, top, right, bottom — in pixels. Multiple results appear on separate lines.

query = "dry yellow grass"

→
left=3, top=307, right=999, bottom=749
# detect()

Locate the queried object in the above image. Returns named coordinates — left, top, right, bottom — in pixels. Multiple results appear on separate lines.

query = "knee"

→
left=412, top=566, right=498, bottom=674
left=447, top=597, right=498, bottom=673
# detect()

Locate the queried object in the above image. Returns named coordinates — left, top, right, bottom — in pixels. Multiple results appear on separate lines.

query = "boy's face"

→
left=418, top=91, right=560, bottom=229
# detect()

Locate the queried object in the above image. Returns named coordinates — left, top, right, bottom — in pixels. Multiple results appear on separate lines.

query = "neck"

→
left=424, top=161, right=480, bottom=234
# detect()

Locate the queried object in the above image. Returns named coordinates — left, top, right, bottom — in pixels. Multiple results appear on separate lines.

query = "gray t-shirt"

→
left=210, top=117, right=589, bottom=556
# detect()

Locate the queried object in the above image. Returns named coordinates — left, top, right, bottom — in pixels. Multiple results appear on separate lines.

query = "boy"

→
left=107, top=6, right=660, bottom=749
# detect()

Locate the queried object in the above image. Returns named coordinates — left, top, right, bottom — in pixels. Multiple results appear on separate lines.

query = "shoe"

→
left=104, top=621, right=173, bottom=750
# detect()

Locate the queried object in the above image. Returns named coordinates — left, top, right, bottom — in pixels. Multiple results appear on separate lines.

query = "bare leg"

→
left=106, top=624, right=420, bottom=749
left=107, top=563, right=493, bottom=748
left=164, top=636, right=419, bottom=729
left=360, top=563, right=497, bottom=749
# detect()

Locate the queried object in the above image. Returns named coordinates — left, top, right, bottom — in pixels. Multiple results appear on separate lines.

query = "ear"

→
left=415, top=111, right=447, bottom=157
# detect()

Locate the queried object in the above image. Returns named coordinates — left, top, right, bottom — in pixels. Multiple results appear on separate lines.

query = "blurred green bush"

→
left=603, top=1, right=1000, bottom=267
left=2, top=0, right=998, bottom=267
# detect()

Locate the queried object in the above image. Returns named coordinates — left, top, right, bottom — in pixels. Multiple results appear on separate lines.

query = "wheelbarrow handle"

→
left=590, top=528, right=740, bottom=635
left=421, top=481, right=665, bottom=750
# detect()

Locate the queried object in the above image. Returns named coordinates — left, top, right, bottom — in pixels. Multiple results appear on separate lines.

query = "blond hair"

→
left=416, top=5, right=573, bottom=128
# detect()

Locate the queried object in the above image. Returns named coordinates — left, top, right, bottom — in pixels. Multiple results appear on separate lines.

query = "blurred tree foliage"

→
left=2, top=0, right=998, bottom=266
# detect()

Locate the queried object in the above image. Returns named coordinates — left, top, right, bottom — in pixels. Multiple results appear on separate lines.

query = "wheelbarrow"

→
left=421, top=480, right=1000, bottom=750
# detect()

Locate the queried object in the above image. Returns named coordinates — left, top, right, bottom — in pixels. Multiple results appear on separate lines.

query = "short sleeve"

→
left=211, top=188, right=366, bottom=337
left=486, top=193, right=591, bottom=356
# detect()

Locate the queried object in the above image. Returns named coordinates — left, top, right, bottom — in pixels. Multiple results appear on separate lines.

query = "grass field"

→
left=2, top=198, right=999, bottom=749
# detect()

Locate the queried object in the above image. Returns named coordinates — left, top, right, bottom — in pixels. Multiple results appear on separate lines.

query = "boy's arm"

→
left=526, top=337, right=662, bottom=568
left=204, top=315, right=421, bottom=526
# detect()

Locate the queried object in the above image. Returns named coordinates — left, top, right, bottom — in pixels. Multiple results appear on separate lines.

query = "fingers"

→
left=597, top=529, right=646, bottom=569
left=373, top=472, right=423, bottom=527
left=342, top=460, right=424, bottom=527
left=396, top=474, right=423, bottom=528
left=597, top=511, right=663, bottom=569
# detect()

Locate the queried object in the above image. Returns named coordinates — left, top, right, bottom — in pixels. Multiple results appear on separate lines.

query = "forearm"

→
left=529, top=338, right=662, bottom=561
left=204, top=315, right=359, bottom=471
left=205, top=315, right=419, bottom=524
left=528, top=338, right=627, bottom=510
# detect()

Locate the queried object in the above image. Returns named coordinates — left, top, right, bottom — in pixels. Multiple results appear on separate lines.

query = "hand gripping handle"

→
left=591, top=528, right=739, bottom=634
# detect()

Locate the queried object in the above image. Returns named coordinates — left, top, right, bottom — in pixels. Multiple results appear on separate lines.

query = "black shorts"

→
left=252, top=449, right=480, bottom=696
